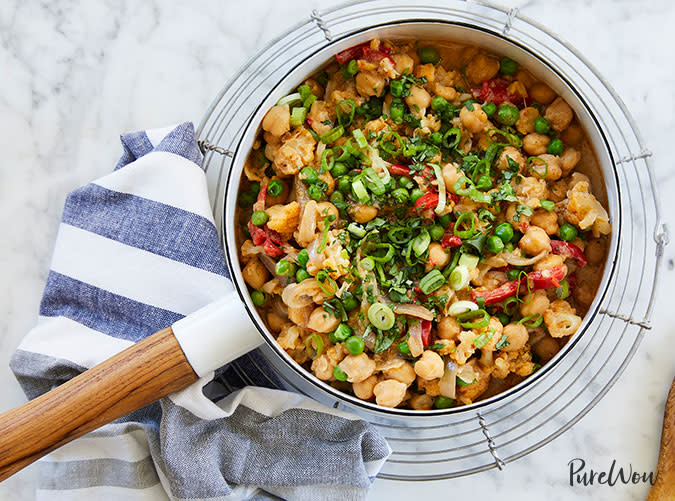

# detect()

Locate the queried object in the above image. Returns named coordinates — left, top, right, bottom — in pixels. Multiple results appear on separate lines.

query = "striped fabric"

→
left=10, top=123, right=390, bottom=500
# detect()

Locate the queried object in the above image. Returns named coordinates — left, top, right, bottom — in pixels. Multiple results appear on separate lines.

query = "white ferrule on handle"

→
left=171, top=292, right=263, bottom=377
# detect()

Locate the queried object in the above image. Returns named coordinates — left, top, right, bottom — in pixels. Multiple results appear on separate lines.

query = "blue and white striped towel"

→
left=10, top=122, right=391, bottom=500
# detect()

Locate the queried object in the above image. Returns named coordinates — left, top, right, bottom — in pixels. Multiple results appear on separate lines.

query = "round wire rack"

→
left=196, top=0, right=668, bottom=481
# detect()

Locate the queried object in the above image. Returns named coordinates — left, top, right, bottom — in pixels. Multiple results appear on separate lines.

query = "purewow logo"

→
left=568, top=458, right=656, bottom=487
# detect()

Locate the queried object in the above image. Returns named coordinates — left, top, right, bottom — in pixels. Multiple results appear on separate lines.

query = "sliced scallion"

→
left=419, top=269, right=445, bottom=295
left=449, top=265, right=470, bottom=290
left=368, top=302, right=396, bottom=330
left=277, top=92, right=302, bottom=107
left=352, top=178, right=370, bottom=204
left=352, top=128, right=368, bottom=149
left=320, top=125, right=344, bottom=144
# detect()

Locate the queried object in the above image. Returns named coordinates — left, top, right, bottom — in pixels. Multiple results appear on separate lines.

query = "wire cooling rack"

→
left=196, top=0, right=667, bottom=481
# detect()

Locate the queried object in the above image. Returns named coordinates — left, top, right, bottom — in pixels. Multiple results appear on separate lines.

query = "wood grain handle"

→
left=0, top=327, right=198, bottom=482
left=647, top=377, right=675, bottom=500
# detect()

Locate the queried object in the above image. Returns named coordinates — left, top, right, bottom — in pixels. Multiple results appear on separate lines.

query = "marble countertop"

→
left=1, top=0, right=673, bottom=499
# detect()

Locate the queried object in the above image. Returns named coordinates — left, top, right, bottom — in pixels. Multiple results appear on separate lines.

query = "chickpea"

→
left=561, top=123, right=583, bottom=145
left=434, top=83, right=457, bottom=101
left=415, top=63, right=435, bottom=82
left=520, top=289, right=551, bottom=317
left=355, top=70, right=386, bottom=97
left=311, top=354, right=335, bottom=381
left=338, top=353, right=376, bottom=383
left=410, top=393, right=434, bottom=410
left=531, top=209, right=559, bottom=235
left=438, top=315, right=461, bottom=340
left=242, top=258, right=269, bottom=290
left=307, top=100, right=334, bottom=136
left=522, top=133, right=551, bottom=155
left=352, top=375, right=378, bottom=400
left=585, top=240, right=606, bottom=266
left=516, top=106, right=540, bottom=135
left=535, top=154, right=562, bottom=181
left=560, top=147, right=581, bottom=176
left=405, top=86, right=432, bottom=111
left=442, top=163, right=462, bottom=193
left=544, top=97, right=573, bottom=131
left=465, top=54, right=500, bottom=84
left=414, top=350, right=445, bottom=380
left=351, top=204, right=378, bottom=223
left=392, top=53, right=414, bottom=75
left=428, top=243, right=450, bottom=268
left=316, top=202, right=339, bottom=230
left=266, top=177, right=288, bottom=206
left=501, top=323, right=529, bottom=352
left=548, top=179, right=568, bottom=203
left=519, top=225, right=552, bottom=256
left=306, top=306, right=341, bottom=333
left=529, top=82, right=557, bottom=104
left=459, top=103, right=488, bottom=134
left=497, top=146, right=525, bottom=172
left=262, top=105, right=290, bottom=137
left=533, top=254, right=564, bottom=271
left=506, top=203, right=530, bottom=229
left=267, top=312, right=286, bottom=332
left=533, top=336, right=560, bottom=362
left=383, top=361, right=416, bottom=386
left=373, top=379, right=408, bottom=408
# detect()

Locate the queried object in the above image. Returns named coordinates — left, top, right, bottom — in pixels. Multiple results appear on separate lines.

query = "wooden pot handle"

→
left=0, top=327, right=198, bottom=482
left=648, top=377, right=675, bottom=500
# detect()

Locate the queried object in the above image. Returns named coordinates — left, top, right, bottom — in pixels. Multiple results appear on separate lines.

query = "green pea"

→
left=295, top=268, right=310, bottom=282
left=308, top=184, right=325, bottom=201
left=399, top=176, right=414, bottom=190
left=429, top=224, right=445, bottom=241
left=301, top=166, right=319, bottom=184
left=398, top=341, right=411, bottom=355
left=391, top=187, right=410, bottom=205
left=345, top=336, right=365, bottom=355
left=438, top=213, right=452, bottom=228
left=429, top=131, right=443, bottom=146
left=482, top=102, right=497, bottom=117
left=250, top=181, right=261, bottom=195
left=344, top=59, right=358, bottom=77
left=431, top=96, right=448, bottom=112
left=332, top=323, right=352, bottom=342
left=434, top=396, right=455, bottom=409
left=275, top=259, right=296, bottom=277
left=548, top=138, right=564, bottom=156
left=494, top=222, right=514, bottom=243
left=390, top=80, right=404, bottom=97
left=410, top=188, right=424, bottom=204
left=486, top=235, right=505, bottom=254
left=237, top=191, right=255, bottom=208
left=559, top=223, right=578, bottom=242
left=250, top=290, right=267, bottom=306
left=341, top=292, right=358, bottom=312
left=338, top=176, right=352, bottom=194
left=418, top=46, right=440, bottom=64
left=500, top=57, right=518, bottom=75
left=251, top=210, right=268, bottom=226
left=506, top=268, right=521, bottom=281
left=296, top=249, right=309, bottom=268
left=330, top=191, right=344, bottom=203
left=497, top=104, right=519, bottom=126
left=390, top=100, right=404, bottom=122
left=267, top=179, right=283, bottom=197
left=496, top=312, right=510, bottom=326
left=331, top=162, right=348, bottom=177
left=534, top=117, right=551, bottom=135
left=333, top=366, right=348, bottom=381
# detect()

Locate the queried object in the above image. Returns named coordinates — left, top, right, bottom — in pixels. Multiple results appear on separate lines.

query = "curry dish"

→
left=236, top=38, right=611, bottom=409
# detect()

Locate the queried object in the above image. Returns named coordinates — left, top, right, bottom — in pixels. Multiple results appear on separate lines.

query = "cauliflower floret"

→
left=265, top=202, right=300, bottom=237
left=273, top=127, right=316, bottom=176
left=493, top=349, right=535, bottom=379
left=456, top=360, right=491, bottom=405
left=277, top=324, right=303, bottom=351
left=307, top=100, right=334, bottom=136
left=565, top=181, right=611, bottom=237
left=306, top=230, right=351, bottom=279
left=544, top=300, right=582, bottom=338
left=451, top=330, right=478, bottom=365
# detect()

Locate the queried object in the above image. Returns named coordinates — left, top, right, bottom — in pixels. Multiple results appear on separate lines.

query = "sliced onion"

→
left=241, top=240, right=265, bottom=258
left=408, top=322, right=424, bottom=357
left=368, top=147, right=391, bottom=185
left=457, top=363, right=477, bottom=385
left=395, top=303, right=434, bottom=321
left=294, top=174, right=310, bottom=207
left=376, top=357, right=405, bottom=372
left=439, top=361, right=458, bottom=399
left=259, top=254, right=278, bottom=275
left=296, top=200, right=318, bottom=246
left=448, top=300, right=479, bottom=317
left=281, top=280, right=322, bottom=308
left=504, top=250, right=547, bottom=266
left=432, top=163, right=446, bottom=215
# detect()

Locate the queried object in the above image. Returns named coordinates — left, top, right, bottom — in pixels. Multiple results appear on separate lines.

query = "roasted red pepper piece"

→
left=441, top=234, right=462, bottom=248
left=248, top=221, right=267, bottom=246
left=390, top=164, right=412, bottom=177
left=262, top=239, right=284, bottom=258
left=471, top=265, right=567, bottom=304
left=550, top=240, right=588, bottom=267
left=414, top=192, right=438, bottom=211
left=473, top=78, right=521, bottom=105
left=248, top=221, right=285, bottom=257
left=421, top=320, right=432, bottom=346
left=335, top=43, right=368, bottom=64
left=362, top=46, right=395, bottom=65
